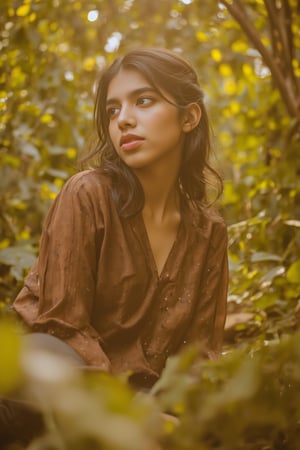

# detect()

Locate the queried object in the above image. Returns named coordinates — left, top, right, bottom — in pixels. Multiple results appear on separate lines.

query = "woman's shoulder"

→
left=185, top=198, right=225, bottom=224
left=185, top=200, right=227, bottom=239
left=61, top=168, right=112, bottom=195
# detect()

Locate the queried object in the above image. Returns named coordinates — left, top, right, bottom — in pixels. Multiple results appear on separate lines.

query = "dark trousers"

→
left=0, top=333, right=84, bottom=447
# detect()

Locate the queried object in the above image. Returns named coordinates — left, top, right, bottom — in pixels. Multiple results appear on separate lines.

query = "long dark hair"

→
left=83, top=48, right=223, bottom=217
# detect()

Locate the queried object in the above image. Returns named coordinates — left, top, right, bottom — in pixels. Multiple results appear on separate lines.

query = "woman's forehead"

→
left=105, top=67, right=177, bottom=107
left=107, top=69, right=152, bottom=95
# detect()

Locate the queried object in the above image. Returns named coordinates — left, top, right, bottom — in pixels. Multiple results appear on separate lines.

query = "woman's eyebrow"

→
left=106, top=86, right=158, bottom=106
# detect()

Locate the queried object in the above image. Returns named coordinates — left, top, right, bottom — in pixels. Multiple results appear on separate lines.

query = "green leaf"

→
left=260, top=266, right=285, bottom=284
left=250, top=252, right=282, bottom=263
left=0, top=245, right=36, bottom=280
left=286, top=259, right=300, bottom=284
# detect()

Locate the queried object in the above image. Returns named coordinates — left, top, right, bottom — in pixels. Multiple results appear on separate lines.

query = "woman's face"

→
left=106, top=68, right=187, bottom=173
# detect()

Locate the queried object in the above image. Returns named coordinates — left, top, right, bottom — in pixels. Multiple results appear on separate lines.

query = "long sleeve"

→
left=13, top=172, right=111, bottom=370
left=183, top=220, right=228, bottom=358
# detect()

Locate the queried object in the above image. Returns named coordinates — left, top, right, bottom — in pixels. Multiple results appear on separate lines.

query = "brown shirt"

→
left=13, top=169, right=228, bottom=388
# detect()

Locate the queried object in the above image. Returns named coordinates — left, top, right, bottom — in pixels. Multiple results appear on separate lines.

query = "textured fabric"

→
left=13, top=168, right=228, bottom=389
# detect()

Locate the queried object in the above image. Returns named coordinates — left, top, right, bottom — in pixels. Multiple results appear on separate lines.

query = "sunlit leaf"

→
left=286, top=260, right=300, bottom=284
left=16, top=4, right=31, bottom=17
left=211, top=48, right=222, bottom=62
left=284, top=220, right=300, bottom=228
left=250, top=252, right=282, bottom=263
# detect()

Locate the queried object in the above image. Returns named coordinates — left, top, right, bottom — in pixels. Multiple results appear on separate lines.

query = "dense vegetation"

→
left=0, top=0, right=299, bottom=448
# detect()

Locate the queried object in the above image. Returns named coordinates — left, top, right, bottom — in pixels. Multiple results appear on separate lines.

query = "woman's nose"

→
left=117, top=105, right=136, bottom=129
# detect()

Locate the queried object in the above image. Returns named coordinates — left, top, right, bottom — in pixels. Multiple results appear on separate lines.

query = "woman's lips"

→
left=120, top=134, right=145, bottom=151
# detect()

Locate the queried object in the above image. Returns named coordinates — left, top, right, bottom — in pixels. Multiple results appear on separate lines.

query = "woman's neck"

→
left=134, top=165, right=181, bottom=224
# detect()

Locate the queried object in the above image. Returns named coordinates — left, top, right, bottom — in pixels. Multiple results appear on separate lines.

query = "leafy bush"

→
left=1, top=319, right=300, bottom=449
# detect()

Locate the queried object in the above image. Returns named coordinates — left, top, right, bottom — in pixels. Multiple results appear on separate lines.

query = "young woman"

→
left=13, top=48, right=228, bottom=389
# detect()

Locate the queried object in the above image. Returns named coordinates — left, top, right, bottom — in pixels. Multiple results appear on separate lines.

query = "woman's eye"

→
left=137, top=97, right=154, bottom=106
left=107, top=107, right=120, bottom=118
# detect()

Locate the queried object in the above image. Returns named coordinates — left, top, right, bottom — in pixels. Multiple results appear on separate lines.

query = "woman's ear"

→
left=182, top=103, right=202, bottom=133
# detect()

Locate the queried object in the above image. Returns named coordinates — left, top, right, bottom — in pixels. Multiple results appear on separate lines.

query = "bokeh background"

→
left=1, top=0, right=299, bottom=346
left=0, top=2, right=300, bottom=448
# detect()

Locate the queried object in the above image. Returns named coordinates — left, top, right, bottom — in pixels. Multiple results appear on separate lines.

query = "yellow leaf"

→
left=268, top=119, right=277, bottom=130
left=242, top=63, right=255, bottom=81
left=261, top=37, right=270, bottom=46
left=41, top=113, right=53, bottom=123
left=247, top=109, right=256, bottom=118
left=29, top=12, right=37, bottom=22
left=211, top=49, right=222, bottom=62
left=196, top=31, right=208, bottom=42
left=49, top=191, right=57, bottom=200
left=223, top=181, right=239, bottom=205
left=229, top=101, right=240, bottom=114
left=223, top=79, right=237, bottom=95
left=83, top=57, right=96, bottom=71
left=219, top=131, right=233, bottom=146
left=50, top=22, right=58, bottom=32
left=3, top=155, right=20, bottom=168
left=219, top=63, right=232, bottom=77
left=11, top=200, right=26, bottom=210
left=222, top=108, right=232, bottom=118
left=40, top=183, right=58, bottom=201
left=163, top=418, right=176, bottom=434
left=17, top=230, right=30, bottom=240
left=54, top=178, right=64, bottom=188
left=11, top=66, right=26, bottom=88
left=16, top=4, right=31, bottom=17
left=231, top=40, right=248, bottom=53
left=40, top=183, right=51, bottom=199
left=173, top=403, right=185, bottom=415
left=286, top=260, right=300, bottom=283
left=242, top=63, right=253, bottom=76
left=246, top=135, right=260, bottom=148
left=66, top=147, right=77, bottom=159
left=269, top=148, right=281, bottom=158
left=74, top=1, right=81, bottom=10
left=0, top=239, right=10, bottom=250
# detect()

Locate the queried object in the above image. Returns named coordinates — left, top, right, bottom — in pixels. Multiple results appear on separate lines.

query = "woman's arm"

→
left=13, top=172, right=111, bottom=370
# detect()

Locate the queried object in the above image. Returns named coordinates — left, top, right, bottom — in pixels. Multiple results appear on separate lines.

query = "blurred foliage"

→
left=154, top=329, right=300, bottom=450
left=0, top=320, right=161, bottom=450
left=0, top=0, right=300, bottom=447
left=1, top=319, right=300, bottom=449
left=1, top=0, right=300, bottom=343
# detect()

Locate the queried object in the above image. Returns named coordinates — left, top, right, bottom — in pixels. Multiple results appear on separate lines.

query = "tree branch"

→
left=220, top=0, right=300, bottom=121
left=264, top=0, right=285, bottom=68
left=263, top=0, right=299, bottom=98
left=281, top=0, right=294, bottom=62
left=281, top=0, right=300, bottom=96
left=264, top=0, right=291, bottom=67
